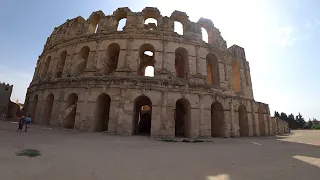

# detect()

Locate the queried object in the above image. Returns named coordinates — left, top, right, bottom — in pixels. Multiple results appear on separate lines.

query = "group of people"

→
left=17, top=115, right=31, bottom=132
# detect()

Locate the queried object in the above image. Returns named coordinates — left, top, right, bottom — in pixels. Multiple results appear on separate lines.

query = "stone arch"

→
left=211, top=101, right=224, bottom=137
left=88, top=13, right=101, bottom=33
left=138, top=43, right=155, bottom=76
left=63, top=93, right=78, bottom=129
left=73, top=46, right=90, bottom=76
left=56, top=51, right=67, bottom=78
left=93, top=93, right=111, bottom=132
left=238, top=104, right=249, bottom=136
left=133, top=95, right=152, bottom=136
left=31, top=95, right=38, bottom=121
left=206, top=53, right=220, bottom=88
left=114, top=8, right=129, bottom=31
left=43, top=93, right=54, bottom=125
left=175, top=47, right=189, bottom=78
left=171, top=11, right=188, bottom=35
left=197, top=18, right=215, bottom=43
left=258, top=107, right=266, bottom=136
left=103, top=43, right=120, bottom=75
left=142, top=7, right=160, bottom=27
left=42, top=56, right=51, bottom=78
left=175, top=98, right=191, bottom=138
left=232, top=60, right=241, bottom=92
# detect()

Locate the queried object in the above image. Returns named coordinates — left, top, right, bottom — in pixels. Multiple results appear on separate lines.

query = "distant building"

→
left=0, top=82, right=13, bottom=118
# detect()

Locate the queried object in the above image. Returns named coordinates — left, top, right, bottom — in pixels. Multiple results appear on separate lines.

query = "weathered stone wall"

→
left=270, top=117, right=290, bottom=134
left=25, top=7, right=272, bottom=138
left=0, top=82, right=13, bottom=117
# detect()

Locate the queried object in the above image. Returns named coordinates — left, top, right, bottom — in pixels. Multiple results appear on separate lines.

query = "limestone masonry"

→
left=24, top=7, right=289, bottom=138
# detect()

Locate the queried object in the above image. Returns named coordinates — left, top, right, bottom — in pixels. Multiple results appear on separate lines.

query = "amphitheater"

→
left=24, top=7, right=289, bottom=138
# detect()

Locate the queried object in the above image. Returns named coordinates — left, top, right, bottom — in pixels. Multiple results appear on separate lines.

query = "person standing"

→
left=24, top=115, right=31, bottom=132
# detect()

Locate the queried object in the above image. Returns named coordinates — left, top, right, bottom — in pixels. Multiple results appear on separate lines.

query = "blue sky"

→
left=0, top=0, right=319, bottom=119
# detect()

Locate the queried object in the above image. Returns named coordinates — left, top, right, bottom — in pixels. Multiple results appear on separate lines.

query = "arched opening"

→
left=42, top=56, right=51, bottom=78
left=63, top=93, right=78, bottom=129
left=133, top=95, right=152, bottom=136
left=201, top=27, right=209, bottom=43
left=174, top=21, right=183, bottom=35
left=56, top=51, right=67, bottom=78
left=117, top=18, right=127, bottom=31
left=31, top=95, right=38, bottom=122
left=206, top=53, right=220, bottom=88
left=144, top=18, right=157, bottom=30
left=258, top=107, right=266, bottom=136
left=175, top=98, right=191, bottom=138
left=175, top=47, right=189, bottom=78
left=93, top=93, right=111, bottom=132
left=232, top=60, right=241, bottom=92
left=138, top=44, right=155, bottom=76
left=73, top=46, right=90, bottom=76
left=144, top=18, right=157, bottom=26
left=145, top=66, right=154, bottom=77
left=43, top=94, right=54, bottom=125
left=238, top=105, right=249, bottom=137
left=211, top=102, right=224, bottom=137
left=88, top=14, right=100, bottom=33
left=103, top=43, right=120, bottom=75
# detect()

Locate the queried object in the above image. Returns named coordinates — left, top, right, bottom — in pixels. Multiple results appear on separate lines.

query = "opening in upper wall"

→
left=201, top=27, right=209, bottom=43
left=117, top=18, right=127, bottom=31
left=174, top=21, right=183, bottom=35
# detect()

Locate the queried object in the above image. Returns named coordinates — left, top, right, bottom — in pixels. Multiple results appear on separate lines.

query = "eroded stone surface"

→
left=24, top=7, right=289, bottom=138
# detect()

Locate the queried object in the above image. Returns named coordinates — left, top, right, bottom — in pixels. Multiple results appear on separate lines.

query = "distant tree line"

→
left=274, top=111, right=320, bottom=130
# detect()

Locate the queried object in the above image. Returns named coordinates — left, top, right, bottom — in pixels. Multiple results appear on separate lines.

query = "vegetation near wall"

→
left=274, top=111, right=319, bottom=130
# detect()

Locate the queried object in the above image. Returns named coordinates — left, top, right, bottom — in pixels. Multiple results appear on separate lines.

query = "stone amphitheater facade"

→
left=24, top=7, right=288, bottom=138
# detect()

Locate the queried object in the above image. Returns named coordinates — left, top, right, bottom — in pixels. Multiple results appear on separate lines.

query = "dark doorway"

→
left=175, top=98, right=191, bottom=138
left=133, top=96, right=152, bottom=136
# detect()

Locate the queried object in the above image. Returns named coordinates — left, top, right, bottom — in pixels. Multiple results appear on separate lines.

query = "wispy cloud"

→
left=278, top=26, right=299, bottom=48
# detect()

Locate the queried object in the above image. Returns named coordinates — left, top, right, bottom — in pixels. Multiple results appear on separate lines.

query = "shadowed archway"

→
left=211, top=101, right=224, bottom=137
left=133, top=95, right=152, bottom=136
left=238, top=105, right=249, bottom=136
left=93, top=93, right=111, bottom=132
left=43, top=93, right=54, bottom=125
left=63, top=93, right=78, bottom=129
left=175, top=98, right=191, bottom=138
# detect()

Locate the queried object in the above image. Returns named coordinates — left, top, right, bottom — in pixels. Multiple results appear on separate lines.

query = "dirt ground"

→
left=0, top=120, right=319, bottom=180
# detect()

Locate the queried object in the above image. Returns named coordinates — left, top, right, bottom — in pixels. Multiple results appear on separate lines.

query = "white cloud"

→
left=278, top=26, right=299, bottom=47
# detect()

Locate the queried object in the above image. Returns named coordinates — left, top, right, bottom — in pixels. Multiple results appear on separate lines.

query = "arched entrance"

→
left=31, top=95, right=38, bottom=122
left=238, top=105, right=249, bottom=136
left=211, top=102, right=224, bottom=137
left=63, top=93, right=78, bottom=129
left=175, top=98, right=191, bottom=138
left=93, top=93, right=111, bottom=132
left=43, top=94, right=54, bottom=125
left=258, top=107, right=266, bottom=136
left=133, top=95, right=152, bottom=135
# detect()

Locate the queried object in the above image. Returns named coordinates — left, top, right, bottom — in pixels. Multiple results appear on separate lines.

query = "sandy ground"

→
left=0, top=120, right=319, bottom=180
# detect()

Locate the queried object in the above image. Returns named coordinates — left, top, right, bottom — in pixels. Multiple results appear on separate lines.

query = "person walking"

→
left=24, top=115, right=31, bottom=132
left=16, top=116, right=24, bottom=132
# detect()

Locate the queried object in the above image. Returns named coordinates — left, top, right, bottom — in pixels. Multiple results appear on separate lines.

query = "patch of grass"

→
left=16, top=149, right=41, bottom=157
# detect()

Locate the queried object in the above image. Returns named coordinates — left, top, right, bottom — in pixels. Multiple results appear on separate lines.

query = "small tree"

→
left=274, top=111, right=280, bottom=117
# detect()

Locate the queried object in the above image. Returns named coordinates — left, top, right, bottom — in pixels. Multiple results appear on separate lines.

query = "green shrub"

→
left=16, top=149, right=41, bottom=157
left=311, top=124, right=320, bottom=130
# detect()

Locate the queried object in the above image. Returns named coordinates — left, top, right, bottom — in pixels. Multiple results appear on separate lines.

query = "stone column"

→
left=108, top=100, right=119, bottom=133
left=67, top=44, right=77, bottom=76
left=250, top=101, right=257, bottom=136
left=195, top=45, right=200, bottom=75
left=160, top=91, right=168, bottom=136
left=198, top=94, right=204, bottom=137
left=92, top=40, right=102, bottom=71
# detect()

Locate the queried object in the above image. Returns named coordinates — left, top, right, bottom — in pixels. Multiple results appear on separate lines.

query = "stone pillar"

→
left=251, top=101, right=257, bottom=136
left=195, top=45, right=200, bottom=75
left=67, top=45, right=77, bottom=76
left=92, top=40, right=102, bottom=71
left=116, top=88, right=132, bottom=135
left=151, top=105, right=161, bottom=137
left=108, top=100, right=119, bottom=133
left=198, top=94, right=205, bottom=137
left=190, top=108, right=200, bottom=138
left=224, top=108, right=232, bottom=137
left=160, top=91, right=168, bottom=136
left=162, top=40, right=168, bottom=70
